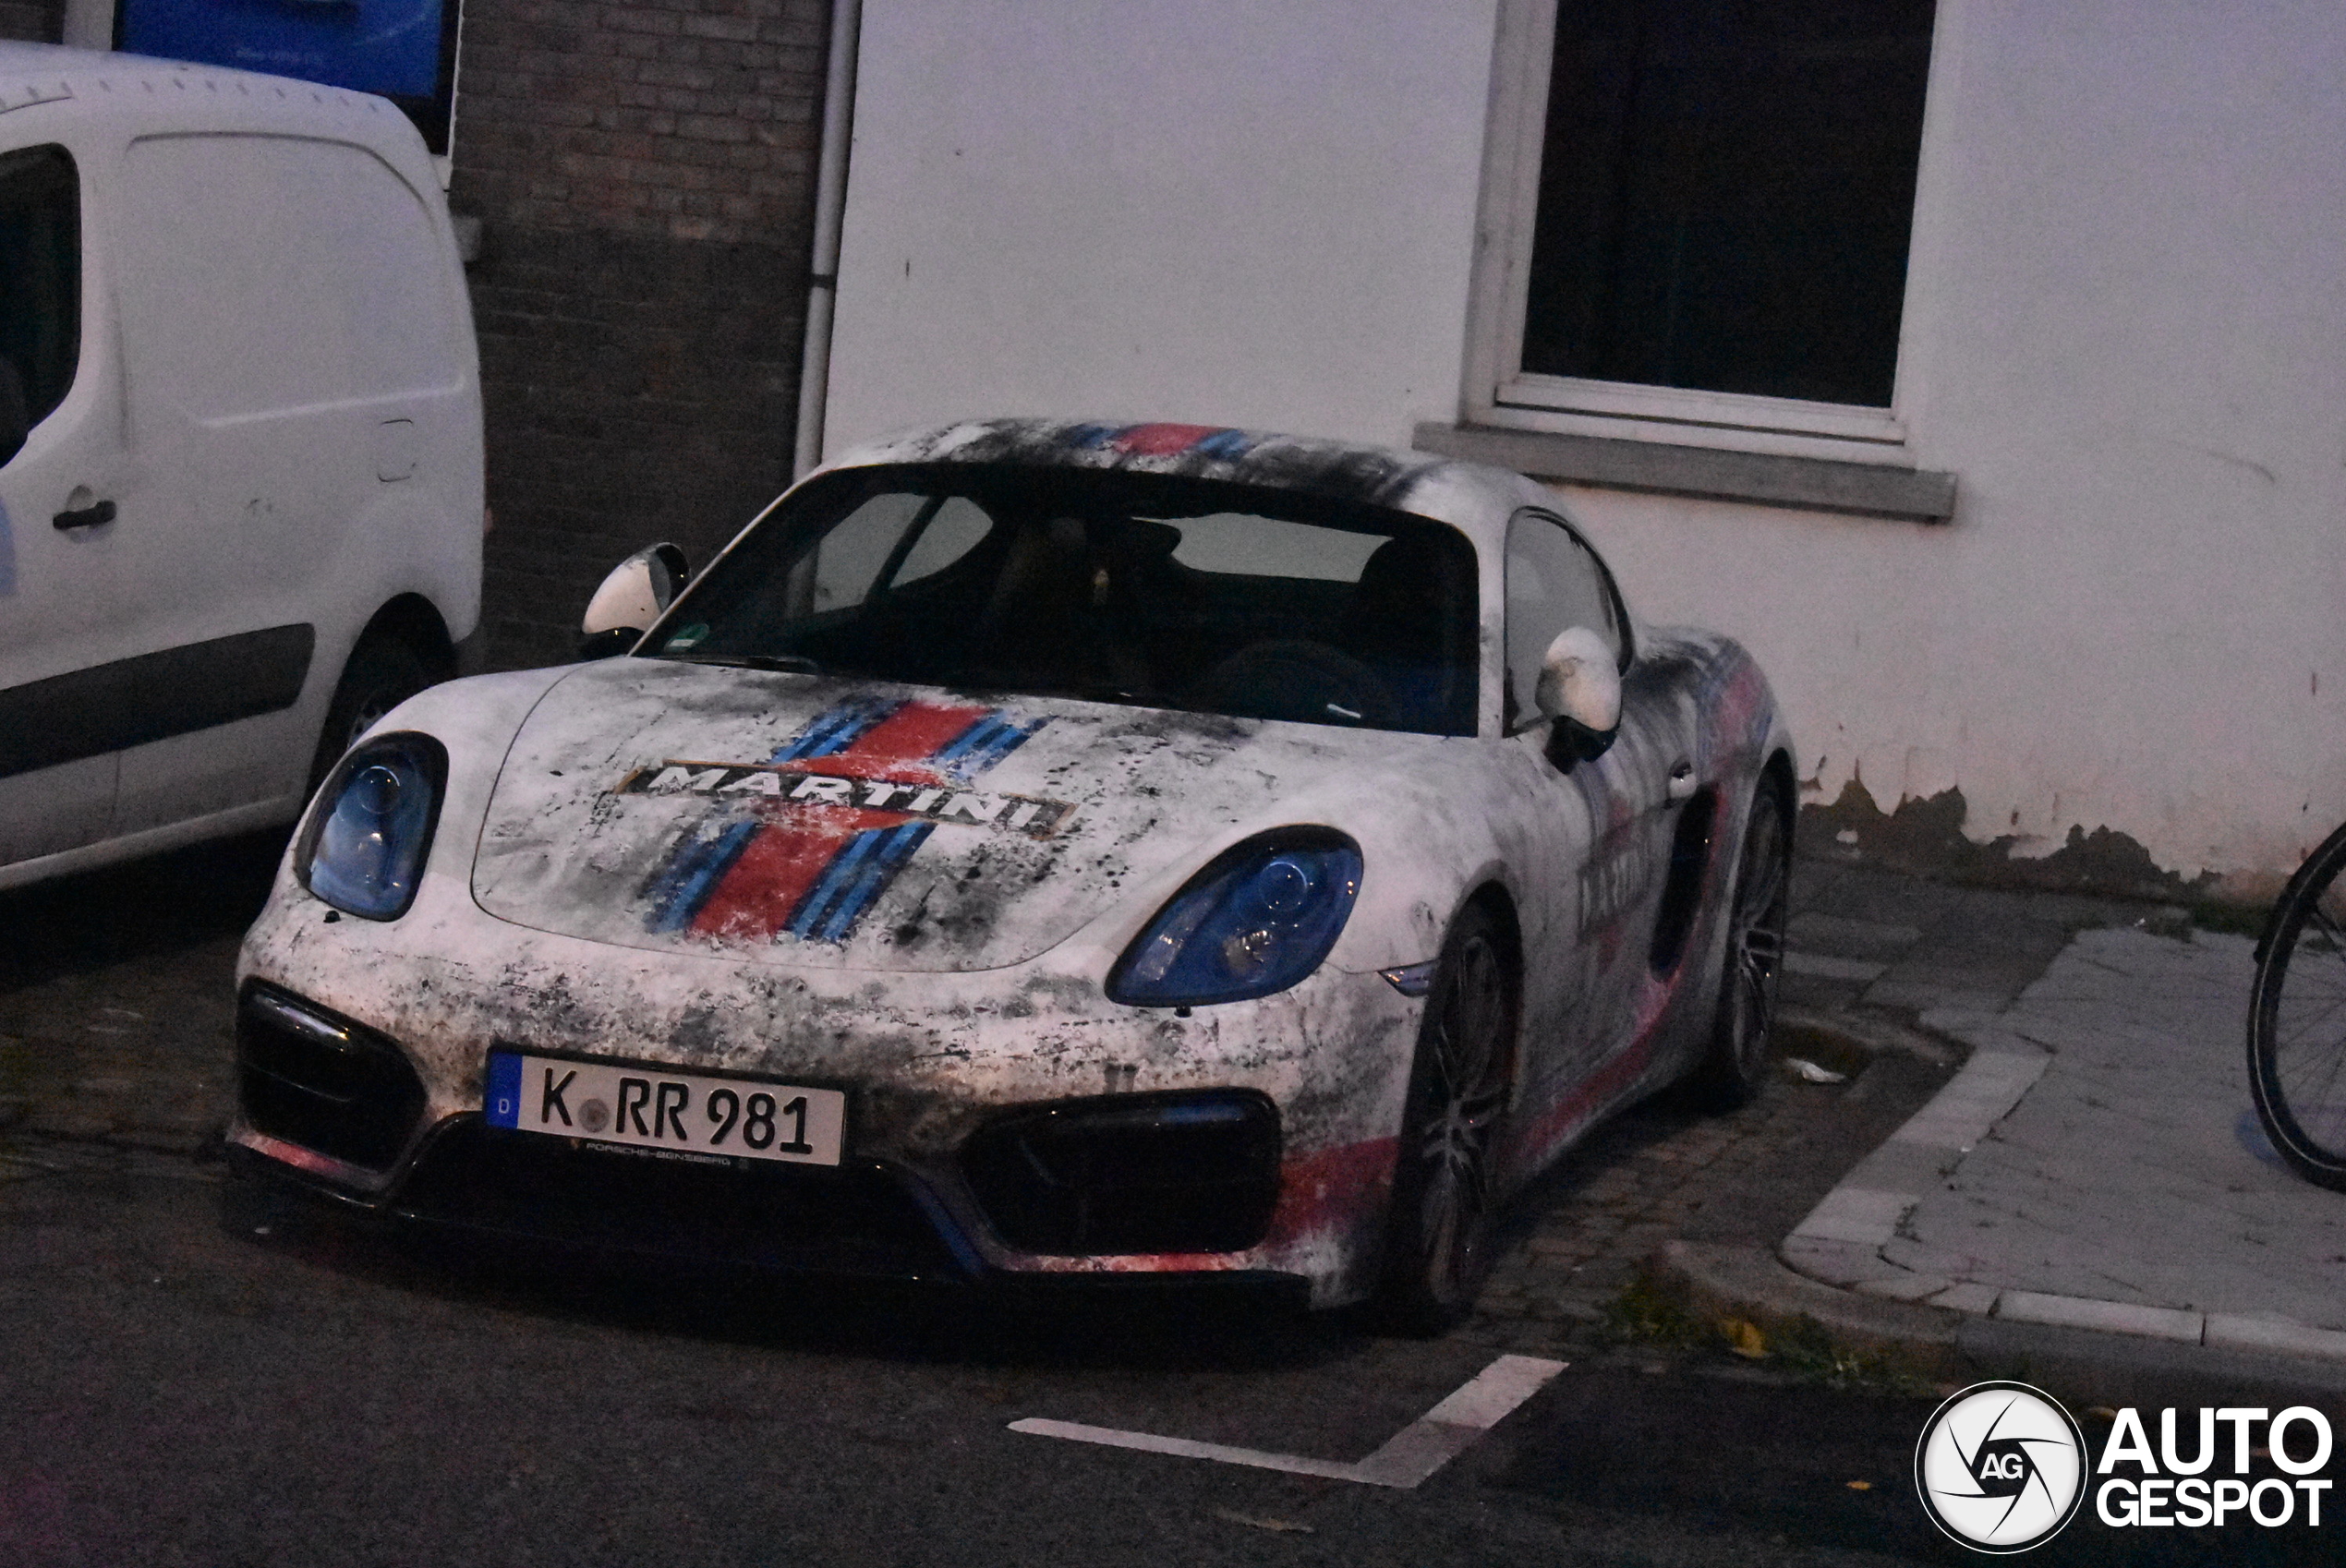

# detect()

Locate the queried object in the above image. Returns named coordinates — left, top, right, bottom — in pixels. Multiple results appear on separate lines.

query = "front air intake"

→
left=960, top=1090, right=1281, bottom=1256
left=236, top=985, right=428, bottom=1170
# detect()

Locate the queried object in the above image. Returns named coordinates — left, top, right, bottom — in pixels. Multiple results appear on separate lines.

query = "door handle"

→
left=53, top=499, right=116, bottom=530
left=1666, top=762, right=1699, bottom=802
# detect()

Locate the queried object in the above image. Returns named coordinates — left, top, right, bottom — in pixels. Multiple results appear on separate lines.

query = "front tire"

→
left=1372, top=903, right=1517, bottom=1335
left=1686, top=778, right=1790, bottom=1111
left=2248, top=818, right=2346, bottom=1190
left=308, top=635, right=433, bottom=793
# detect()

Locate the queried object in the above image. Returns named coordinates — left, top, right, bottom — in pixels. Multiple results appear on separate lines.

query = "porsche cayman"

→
left=230, top=417, right=1794, bottom=1331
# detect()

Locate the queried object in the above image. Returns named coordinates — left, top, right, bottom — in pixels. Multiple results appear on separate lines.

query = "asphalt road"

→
left=2, top=838, right=2333, bottom=1566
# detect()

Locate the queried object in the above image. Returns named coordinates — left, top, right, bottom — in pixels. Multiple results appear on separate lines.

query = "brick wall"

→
left=451, top=0, right=832, bottom=670
left=0, top=2, right=62, bottom=43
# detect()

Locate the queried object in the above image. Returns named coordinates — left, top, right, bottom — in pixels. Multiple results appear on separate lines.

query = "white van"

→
left=0, top=42, right=483, bottom=889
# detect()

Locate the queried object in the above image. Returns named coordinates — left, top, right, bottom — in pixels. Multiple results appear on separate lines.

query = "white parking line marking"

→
left=1009, top=1354, right=1566, bottom=1490
left=1005, top=1421, right=1365, bottom=1481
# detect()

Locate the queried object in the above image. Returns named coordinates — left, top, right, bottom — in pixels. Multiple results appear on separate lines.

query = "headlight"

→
left=297, top=733, right=448, bottom=921
left=1106, top=831, right=1362, bottom=1007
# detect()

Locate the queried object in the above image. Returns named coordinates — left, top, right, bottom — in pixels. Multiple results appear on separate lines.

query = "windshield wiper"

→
left=655, top=652, right=825, bottom=675
left=949, top=670, right=1175, bottom=708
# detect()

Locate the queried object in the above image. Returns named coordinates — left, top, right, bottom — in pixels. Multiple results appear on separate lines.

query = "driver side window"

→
left=0, top=144, right=80, bottom=468
left=1505, top=510, right=1625, bottom=730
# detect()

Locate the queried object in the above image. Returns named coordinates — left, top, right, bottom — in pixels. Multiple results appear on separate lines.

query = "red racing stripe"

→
left=688, top=807, right=894, bottom=941
left=828, top=701, right=994, bottom=781
left=686, top=701, right=995, bottom=941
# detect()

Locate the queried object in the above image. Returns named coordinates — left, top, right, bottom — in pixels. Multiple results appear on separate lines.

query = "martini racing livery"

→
left=232, top=417, right=1795, bottom=1330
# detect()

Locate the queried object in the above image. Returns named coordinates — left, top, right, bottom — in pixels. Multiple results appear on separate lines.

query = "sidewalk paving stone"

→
left=1884, top=929, right=2346, bottom=1334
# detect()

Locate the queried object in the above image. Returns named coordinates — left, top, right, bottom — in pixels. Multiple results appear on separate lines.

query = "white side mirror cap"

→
left=1535, top=626, right=1622, bottom=733
left=582, top=543, right=689, bottom=639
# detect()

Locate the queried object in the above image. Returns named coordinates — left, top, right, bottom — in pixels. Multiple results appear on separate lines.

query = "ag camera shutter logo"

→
left=1915, top=1381, right=2088, bottom=1552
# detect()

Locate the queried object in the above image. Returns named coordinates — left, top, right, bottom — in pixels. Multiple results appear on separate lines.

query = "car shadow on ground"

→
left=0, top=828, right=287, bottom=993
left=214, top=1167, right=1375, bottom=1376
left=208, top=1077, right=1777, bottom=1379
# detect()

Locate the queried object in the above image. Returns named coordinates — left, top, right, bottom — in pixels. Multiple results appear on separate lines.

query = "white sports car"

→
left=231, top=418, right=1792, bottom=1331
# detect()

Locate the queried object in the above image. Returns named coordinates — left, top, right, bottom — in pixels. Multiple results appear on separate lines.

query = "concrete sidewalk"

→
left=1665, top=858, right=2346, bottom=1407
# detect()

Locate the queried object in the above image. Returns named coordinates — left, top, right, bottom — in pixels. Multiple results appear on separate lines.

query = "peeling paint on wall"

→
left=1796, top=778, right=2267, bottom=906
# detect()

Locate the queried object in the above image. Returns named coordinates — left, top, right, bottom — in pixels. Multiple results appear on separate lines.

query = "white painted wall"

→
left=1579, top=0, right=2346, bottom=888
left=825, top=0, right=1497, bottom=448
left=827, top=0, right=2346, bottom=887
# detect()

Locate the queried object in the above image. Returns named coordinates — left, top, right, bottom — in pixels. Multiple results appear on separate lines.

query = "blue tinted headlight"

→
left=1107, top=832, right=1362, bottom=1007
left=297, top=733, right=447, bottom=921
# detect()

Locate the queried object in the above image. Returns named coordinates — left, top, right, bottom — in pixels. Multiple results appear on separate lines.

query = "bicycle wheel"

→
left=2248, top=817, right=2346, bottom=1190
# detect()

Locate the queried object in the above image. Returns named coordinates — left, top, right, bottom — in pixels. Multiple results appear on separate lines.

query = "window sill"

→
left=1496, top=375, right=1907, bottom=447
left=1411, top=421, right=1956, bottom=524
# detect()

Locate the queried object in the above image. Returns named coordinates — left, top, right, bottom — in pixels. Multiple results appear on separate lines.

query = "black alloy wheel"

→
left=308, top=635, right=434, bottom=794
left=2249, top=816, right=2346, bottom=1190
left=1373, top=902, right=1517, bottom=1334
left=1687, top=778, right=1791, bottom=1111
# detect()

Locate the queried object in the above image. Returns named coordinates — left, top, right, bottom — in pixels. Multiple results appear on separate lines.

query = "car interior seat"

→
left=1337, top=531, right=1469, bottom=730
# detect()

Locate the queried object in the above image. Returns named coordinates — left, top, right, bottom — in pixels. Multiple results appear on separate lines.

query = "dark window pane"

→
left=0, top=144, right=81, bottom=461
left=1523, top=0, right=1934, bottom=407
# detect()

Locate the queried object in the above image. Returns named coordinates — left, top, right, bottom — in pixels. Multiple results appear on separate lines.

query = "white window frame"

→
left=1460, top=0, right=1957, bottom=467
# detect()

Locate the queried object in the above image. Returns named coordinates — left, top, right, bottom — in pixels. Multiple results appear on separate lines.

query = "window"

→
left=0, top=144, right=80, bottom=467
left=1470, top=0, right=1939, bottom=451
left=889, top=497, right=994, bottom=588
left=805, top=492, right=933, bottom=611
left=1504, top=510, right=1626, bottom=730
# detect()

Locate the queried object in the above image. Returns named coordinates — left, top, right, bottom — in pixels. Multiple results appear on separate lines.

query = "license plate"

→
left=485, top=1050, right=845, bottom=1166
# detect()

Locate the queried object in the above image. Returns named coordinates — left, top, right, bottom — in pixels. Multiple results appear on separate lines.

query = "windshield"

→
left=642, top=464, right=1481, bottom=736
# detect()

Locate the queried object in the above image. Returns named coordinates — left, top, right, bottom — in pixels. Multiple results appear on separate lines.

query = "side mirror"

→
left=1536, top=626, right=1621, bottom=765
left=579, top=543, right=689, bottom=659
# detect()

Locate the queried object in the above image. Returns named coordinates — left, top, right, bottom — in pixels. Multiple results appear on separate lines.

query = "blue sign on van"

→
left=118, top=2, right=460, bottom=149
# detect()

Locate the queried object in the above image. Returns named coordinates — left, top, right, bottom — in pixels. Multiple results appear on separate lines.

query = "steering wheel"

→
left=1187, top=640, right=1397, bottom=728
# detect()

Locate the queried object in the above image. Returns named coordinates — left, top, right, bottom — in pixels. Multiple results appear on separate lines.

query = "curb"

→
left=1649, top=990, right=2346, bottom=1411
left=1652, top=1240, right=2346, bottom=1416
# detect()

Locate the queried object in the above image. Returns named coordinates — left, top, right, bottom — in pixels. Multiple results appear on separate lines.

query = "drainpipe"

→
left=792, top=0, right=863, bottom=481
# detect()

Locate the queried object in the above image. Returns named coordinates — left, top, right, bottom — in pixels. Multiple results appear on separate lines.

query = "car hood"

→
left=468, top=659, right=1407, bottom=972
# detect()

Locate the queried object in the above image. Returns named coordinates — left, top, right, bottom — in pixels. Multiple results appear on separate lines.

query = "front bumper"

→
left=234, top=890, right=1424, bottom=1306
left=228, top=1111, right=1310, bottom=1311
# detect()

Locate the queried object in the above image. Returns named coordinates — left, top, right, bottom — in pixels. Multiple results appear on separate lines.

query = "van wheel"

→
left=309, top=636, right=432, bottom=791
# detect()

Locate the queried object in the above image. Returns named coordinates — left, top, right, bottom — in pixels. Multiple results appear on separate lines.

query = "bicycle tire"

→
left=2247, top=815, right=2346, bottom=1190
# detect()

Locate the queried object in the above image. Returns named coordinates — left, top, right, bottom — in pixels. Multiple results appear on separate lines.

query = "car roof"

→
left=818, top=418, right=1559, bottom=549
left=0, top=41, right=415, bottom=153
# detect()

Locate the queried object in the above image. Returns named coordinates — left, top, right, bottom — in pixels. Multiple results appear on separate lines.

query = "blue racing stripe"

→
left=771, top=695, right=898, bottom=764
left=640, top=822, right=726, bottom=925
left=964, top=718, right=1045, bottom=774
left=785, top=826, right=891, bottom=941
left=933, top=714, right=1045, bottom=780
left=930, top=714, right=1010, bottom=769
left=644, top=816, right=761, bottom=932
left=816, top=822, right=934, bottom=942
